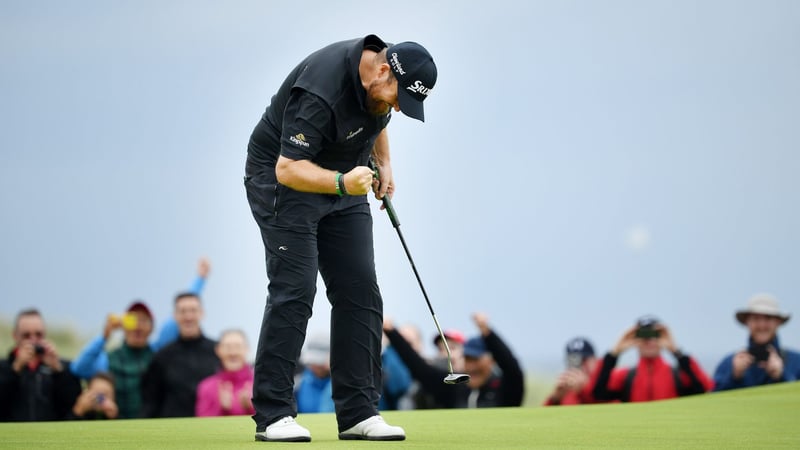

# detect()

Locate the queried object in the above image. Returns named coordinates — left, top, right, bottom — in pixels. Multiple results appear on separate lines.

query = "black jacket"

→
left=140, top=335, right=219, bottom=418
left=385, top=329, right=525, bottom=408
left=0, top=350, right=82, bottom=421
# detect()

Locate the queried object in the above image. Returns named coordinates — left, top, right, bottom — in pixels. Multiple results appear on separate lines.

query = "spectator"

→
left=713, top=293, right=800, bottom=391
left=384, top=312, right=525, bottom=408
left=196, top=329, right=255, bottom=417
left=140, top=292, right=219, bottom=417
left=0, top=309, right=82, bottom=421
left=70, top=301, right=154, bottom=419
left=379, top=337, right=412, bottom=411
left=69, top=372, right=119, bottom=420
left=70, top=257, right=211, bottom=382
left=409, top=328, right=466, bottom=410
left=431, top=329, right=466, bottom=373
left=295, top=333, right=334, bottom=414
left=544, top=337, right=600, bottom=406
left=593, top=316, right=714, bottom=402
left=380, top=323, right=425, bottom=411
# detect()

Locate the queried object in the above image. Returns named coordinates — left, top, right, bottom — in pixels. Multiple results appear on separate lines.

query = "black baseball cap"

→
left=565, top=337, right=595, bottom=359
left=387, top=41, right=437, bottom=122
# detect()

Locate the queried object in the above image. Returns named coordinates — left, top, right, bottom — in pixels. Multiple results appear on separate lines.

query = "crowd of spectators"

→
left=1, top=257, right=797, bottom=422
left=542, top=293, right=799, bottom=407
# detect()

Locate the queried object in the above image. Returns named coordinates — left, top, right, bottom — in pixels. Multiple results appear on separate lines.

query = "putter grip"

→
left=382, top=195, right=400, bottom=228
left=368, top=157, right=401, bottom=228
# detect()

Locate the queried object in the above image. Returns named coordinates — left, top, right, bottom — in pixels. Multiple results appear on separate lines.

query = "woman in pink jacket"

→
left=196, top=329, right=255, bottom=416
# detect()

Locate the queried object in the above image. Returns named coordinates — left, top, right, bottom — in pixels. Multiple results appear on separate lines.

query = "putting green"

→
left=1, top=382, right=797, bottom=449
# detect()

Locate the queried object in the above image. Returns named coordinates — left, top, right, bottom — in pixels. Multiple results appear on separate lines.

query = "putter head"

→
left=443, top=373, right=470, bottom=385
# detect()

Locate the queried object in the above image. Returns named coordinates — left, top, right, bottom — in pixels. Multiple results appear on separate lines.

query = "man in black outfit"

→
left=140, top=293, right=218, bottom=417
left=0, top=309, right=82, bottom=421
left=383, top=313, right=525, bottom=409
left=245, top=34, right=437, bottom=442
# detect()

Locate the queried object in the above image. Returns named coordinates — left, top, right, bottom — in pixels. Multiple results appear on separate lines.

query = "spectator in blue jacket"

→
left=295, top=333, right=334, bottom=413
left=714, top=293, right=800, bottom=391
left=379, top=339, right=412, bottom=411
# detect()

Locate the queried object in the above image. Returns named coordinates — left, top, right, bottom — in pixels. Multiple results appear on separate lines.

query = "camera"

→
left=34, top=344, right=46, bottom=356
left=121, top=312, right=138, bottom=330
left=748, top=343, right=770, bottom=362
left=635, top=326, right=660, bottom=339
left=95, top=393, right=106, bottom=405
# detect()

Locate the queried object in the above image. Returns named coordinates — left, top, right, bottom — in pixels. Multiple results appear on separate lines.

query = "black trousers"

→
left=245, top=169, right=383, bottom=432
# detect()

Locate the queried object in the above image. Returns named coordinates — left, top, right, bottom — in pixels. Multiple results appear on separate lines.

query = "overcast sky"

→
left=2, top=0, right=799, bottom=375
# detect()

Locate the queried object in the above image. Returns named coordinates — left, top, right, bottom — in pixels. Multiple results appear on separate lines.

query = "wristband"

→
left=334, top=172, right=344, bottom=197
left=339, top=173, right=348, bottom=195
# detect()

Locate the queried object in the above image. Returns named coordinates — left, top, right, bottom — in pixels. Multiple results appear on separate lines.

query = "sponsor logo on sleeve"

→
left=289, top=133, right=310, bottom=148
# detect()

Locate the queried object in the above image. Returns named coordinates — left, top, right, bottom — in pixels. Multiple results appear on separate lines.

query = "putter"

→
left=369, top=158, right=470, bottom=385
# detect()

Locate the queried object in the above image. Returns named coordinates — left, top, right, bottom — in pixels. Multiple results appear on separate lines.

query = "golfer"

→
left=244, top=34, right=437, bottom=442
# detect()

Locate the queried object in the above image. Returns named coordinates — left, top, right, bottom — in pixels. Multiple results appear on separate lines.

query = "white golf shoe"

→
left=338, top=415, right=406, bottom=441
left=255, top=416, right=311, bottom=442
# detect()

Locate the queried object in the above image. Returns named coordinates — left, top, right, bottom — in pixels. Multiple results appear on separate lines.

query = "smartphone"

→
left=566, top=354, right=583, bottom=369
left=748, top=343, right=770, bottom=362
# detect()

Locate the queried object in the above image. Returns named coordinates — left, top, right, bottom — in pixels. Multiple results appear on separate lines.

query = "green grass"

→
left=1, top=383, right=797, bottom=449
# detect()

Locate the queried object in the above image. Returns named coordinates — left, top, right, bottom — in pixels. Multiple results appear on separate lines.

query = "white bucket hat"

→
left=735, top=293, right=790, bottom=325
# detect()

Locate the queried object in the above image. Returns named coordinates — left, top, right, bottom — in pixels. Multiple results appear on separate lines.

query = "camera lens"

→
left=34, top=344, right=45, bottom=355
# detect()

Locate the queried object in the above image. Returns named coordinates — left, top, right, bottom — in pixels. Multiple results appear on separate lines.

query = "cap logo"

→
left=389, top=52, right=406, bottom=75
left=406, top=80, right=431, bottom=96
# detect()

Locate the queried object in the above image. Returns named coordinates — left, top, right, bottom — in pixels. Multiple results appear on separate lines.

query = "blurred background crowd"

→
left=1, top=258, right=797, bottom=421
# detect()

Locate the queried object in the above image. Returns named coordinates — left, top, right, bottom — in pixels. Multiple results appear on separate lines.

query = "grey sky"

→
left=1, top=0, right=798, bottom=374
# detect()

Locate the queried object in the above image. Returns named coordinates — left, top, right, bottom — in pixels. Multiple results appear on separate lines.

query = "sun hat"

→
left=735, top=293, right=790, bottom=325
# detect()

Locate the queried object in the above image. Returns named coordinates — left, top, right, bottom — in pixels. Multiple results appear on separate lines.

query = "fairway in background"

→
left=0, top=383, right=797, bottom=449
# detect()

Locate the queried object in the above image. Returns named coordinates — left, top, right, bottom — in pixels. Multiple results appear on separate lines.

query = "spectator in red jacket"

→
left=544, top=337, right=600, bottom=406
left=593, top=316, right=714, bottom=402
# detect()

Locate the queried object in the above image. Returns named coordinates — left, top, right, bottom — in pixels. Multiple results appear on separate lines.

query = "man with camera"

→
left=0, top=308, right=82, bottom=421
left=713, top=293, right=800, bottom=391
left=592, top=316, right=713, bottom=402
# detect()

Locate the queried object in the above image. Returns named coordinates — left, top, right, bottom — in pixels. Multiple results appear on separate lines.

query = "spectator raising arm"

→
left=153, top=257, right=211, bottom=351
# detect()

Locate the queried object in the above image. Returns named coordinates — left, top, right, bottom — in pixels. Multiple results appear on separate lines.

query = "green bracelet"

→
left=335, top=172, right=344, bottom=197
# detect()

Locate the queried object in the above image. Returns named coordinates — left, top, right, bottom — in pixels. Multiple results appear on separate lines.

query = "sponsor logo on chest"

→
left=346, top=127, right=364, bottom=140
